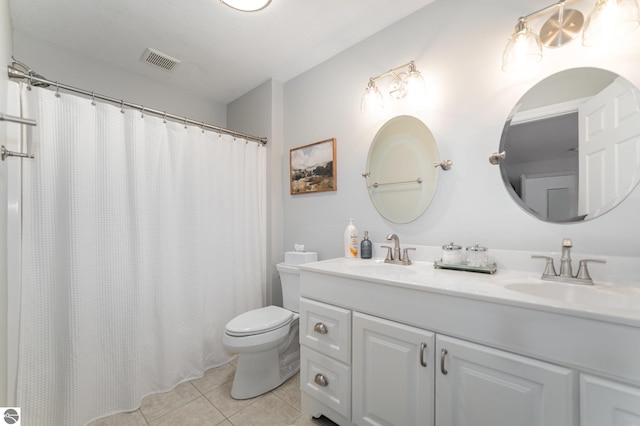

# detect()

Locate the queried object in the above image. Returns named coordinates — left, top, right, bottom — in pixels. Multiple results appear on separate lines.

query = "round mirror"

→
left=365, top=115, right=439, bottom=223
left=499, top=68, right=640, bottom=222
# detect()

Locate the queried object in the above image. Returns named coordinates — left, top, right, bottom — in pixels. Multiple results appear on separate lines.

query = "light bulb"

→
left=502, top=20, right=543, bottom=72
left=361, top=83, right=384, bottom=114
left=405, top=69, right=426, bottom=97
left=583, top=0, right=640, bottom=46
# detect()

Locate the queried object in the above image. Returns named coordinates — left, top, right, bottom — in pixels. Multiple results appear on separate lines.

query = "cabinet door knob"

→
left=313, top=322, right=328, bottom=334
left=440, top=349, right=448, bottom=375
left=314, top=373, right=329, bottom=387
left=420, top=342, right=428, bottom=367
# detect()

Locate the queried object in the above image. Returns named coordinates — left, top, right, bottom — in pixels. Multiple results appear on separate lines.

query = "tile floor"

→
left=89, top=360, right=337, bottom=426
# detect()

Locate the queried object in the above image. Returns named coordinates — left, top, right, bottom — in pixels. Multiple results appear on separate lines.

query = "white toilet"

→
left=223, top=251, right=317, bottom=399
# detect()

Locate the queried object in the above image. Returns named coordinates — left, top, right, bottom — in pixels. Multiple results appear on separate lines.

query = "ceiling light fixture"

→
left=360, top=61, right=425, bottom=114
left=502, top=0, right=639, bottom=72
left=221, top=0, right=272, bottom=12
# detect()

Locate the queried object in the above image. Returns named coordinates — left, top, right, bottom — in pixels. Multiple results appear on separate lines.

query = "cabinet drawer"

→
left=300, top=297, right=351, bottom=364
left=301, top=346, right=351, bottom=419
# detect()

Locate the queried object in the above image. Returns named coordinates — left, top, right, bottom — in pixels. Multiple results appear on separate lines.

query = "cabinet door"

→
left=352, top=312, right=434, bottom=426
left=581, top=374, right=640, bottom=426
left=436, top=335, right=576, bottom=426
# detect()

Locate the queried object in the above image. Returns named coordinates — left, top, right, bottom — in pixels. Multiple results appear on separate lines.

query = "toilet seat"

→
left=225, top=305, right=293, bottom=337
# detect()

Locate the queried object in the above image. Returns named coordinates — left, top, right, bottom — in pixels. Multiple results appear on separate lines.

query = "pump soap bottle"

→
left=360, top=231, right=372, bottom=259
left=344, top=218, right=359, bottom=258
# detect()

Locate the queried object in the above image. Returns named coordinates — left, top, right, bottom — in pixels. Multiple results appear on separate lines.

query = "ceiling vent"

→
left=141, top=48, right=181, bottom=71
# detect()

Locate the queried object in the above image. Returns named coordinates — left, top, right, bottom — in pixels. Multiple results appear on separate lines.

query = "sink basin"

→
left=505, top=282, right=640, bottom=310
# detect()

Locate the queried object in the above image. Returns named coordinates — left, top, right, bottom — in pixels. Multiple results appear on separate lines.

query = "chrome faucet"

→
left=532, top=238, right=606, bottom=285
left=381, top=233, right=415, bottom=265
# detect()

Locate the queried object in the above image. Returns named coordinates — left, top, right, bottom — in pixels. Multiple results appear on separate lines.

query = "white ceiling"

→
left=9, top=0, right=437, bottom=105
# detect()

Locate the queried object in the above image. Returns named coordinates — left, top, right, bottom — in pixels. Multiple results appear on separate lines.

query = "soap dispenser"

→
left=360, top=231, right=372, bottom=259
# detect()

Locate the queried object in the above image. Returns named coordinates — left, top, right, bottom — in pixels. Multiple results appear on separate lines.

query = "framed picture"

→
left=290, top=138, right=337, bottom=195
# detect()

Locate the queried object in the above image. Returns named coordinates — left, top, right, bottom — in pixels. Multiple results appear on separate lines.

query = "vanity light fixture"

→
left=360, top=61, right=425, bottom=114
left=502, top=0, right=640, bottom=72
left=221, top=0, right=271, bottom=12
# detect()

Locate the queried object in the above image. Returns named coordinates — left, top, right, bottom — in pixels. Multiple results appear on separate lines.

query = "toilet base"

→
left=230, top=322, right=300, bottom=399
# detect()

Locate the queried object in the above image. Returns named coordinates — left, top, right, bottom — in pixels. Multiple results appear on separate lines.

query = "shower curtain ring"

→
left=55, top=82, right=60, bottom=98
left=120, top=100, right=125, bottom=113
left=184, top=117, right=188, bottom=129
left=163, top=112, right=167, bottom=123
left=201, top=122, right=205, bottom=133
left=141, top=106, right=145, bottom=118
left=91, top=92, right=96, bottom=106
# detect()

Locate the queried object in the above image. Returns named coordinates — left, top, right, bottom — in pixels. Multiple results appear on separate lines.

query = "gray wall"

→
left=282, top=0, right=640, bottom=260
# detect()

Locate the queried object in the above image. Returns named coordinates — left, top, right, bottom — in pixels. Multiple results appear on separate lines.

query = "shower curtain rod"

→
left=7, top=64, right=268, bottom=145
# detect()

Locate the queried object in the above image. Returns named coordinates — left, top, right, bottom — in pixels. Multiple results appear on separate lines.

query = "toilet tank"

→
left=277, top=251, right=317, bottom=312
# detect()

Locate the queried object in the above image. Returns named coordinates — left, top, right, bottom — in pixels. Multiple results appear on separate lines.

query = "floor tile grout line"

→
left=144, top=382, right=207, bottom=424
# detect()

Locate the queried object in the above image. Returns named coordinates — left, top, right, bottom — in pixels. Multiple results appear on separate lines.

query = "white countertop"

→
left=298, top=255, right=640, bottom=328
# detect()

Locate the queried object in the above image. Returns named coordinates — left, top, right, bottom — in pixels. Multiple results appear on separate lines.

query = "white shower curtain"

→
left=16, top=85, right=266, bottom=425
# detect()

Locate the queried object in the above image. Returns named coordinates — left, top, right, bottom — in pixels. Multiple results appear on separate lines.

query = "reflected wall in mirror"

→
left=499, top=68, right=640, bottom=222
left=364, top=115, right=439, bottom=223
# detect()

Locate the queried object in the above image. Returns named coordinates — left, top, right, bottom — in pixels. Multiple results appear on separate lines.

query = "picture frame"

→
left=290, top=138, right=337, bottom=195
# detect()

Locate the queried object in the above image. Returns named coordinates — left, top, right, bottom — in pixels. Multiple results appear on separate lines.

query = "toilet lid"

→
left=226, top=306, right=293, bottom=336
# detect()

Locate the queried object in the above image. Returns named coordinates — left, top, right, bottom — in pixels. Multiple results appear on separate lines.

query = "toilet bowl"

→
left=223, top=253, right=317, bottom=399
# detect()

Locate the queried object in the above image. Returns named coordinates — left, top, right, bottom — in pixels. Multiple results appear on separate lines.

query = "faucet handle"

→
left=575, top=259, right=606, bottom=281
left=402, top=248, right=416, bottom=265
left=532, top=255, right=558, bottom=276
left=381, top=245, right=393, bottom=261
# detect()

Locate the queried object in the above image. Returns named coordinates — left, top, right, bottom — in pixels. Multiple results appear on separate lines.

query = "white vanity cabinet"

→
left=580, top=374, right=640, bottom=425
left=352, top=312, right=434, bottom=426
left=298, top=258, right=640, bottom=426
left=301, top=301, right=576, bottom=426
left=436, top=334, right=576, bottom=426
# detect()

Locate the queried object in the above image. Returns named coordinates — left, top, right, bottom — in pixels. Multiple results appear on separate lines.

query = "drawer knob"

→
left=313, top=322, right=328, bottom=334
left=314, top=373, right=329, bottom=387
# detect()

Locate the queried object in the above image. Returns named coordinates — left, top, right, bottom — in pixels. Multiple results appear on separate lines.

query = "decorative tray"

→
left=433, top=260, right=497, bottom=275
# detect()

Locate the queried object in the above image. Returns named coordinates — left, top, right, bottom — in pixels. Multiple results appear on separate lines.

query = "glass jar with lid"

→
left=441, top=242, right=463, bottom=265
left=466, top=243, right=488, bottom=267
